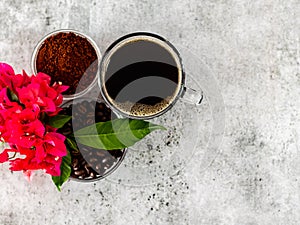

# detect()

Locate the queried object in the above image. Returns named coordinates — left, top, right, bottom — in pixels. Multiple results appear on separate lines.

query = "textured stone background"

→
left=0, top=0, right=300, bottom=224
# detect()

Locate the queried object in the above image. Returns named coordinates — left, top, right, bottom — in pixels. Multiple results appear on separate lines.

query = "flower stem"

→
left=8, top=152, right=17, bottom=160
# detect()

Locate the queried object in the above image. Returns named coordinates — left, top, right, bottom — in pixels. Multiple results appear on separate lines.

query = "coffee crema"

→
left=100, top=35, right=183, bottom=117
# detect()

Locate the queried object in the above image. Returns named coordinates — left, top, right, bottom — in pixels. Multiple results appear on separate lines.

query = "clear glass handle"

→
left=181, top=86, right=203, bottom=105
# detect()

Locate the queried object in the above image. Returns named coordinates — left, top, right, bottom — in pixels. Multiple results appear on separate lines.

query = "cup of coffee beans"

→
left=31, top=29, right=101, bottom=100
left=58, top=98, right=127, bottom=182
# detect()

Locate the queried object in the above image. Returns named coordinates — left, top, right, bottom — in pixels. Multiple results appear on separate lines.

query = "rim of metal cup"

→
left=61, top=97, right=128, bottom=183
left=98, top=31, right=185, bottom=120
left=31, top=29, right=101, bottom=101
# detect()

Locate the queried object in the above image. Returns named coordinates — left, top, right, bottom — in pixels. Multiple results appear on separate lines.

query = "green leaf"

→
left=74, top=118, right=166, bottom=150
left=48, top=115, right=71, bottom=129
left=52, top=150, right=71, bottom=191
left=6, top=88, right=19, bottom=102
left=66, top=137, right=78, bottom=151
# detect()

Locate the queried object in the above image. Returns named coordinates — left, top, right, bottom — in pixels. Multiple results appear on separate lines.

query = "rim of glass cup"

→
left=61, top=97, right=128, bottom=183
left=98, top=32, right=186, bottom=120
left=31, top=29, right=101, bottom=101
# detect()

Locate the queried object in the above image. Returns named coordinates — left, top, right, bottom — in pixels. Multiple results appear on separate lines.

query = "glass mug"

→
left=98, top=32, right=203, bottom=119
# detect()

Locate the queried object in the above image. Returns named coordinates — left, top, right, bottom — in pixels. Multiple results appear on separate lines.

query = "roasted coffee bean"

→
left=84, top=164, right=90, bottom=173
left=89, top=158, right=98, bottom=163
left=86, top=119, right=94, bottom=125
left=102, top=158, right=108, bottom=163
left=72, top=158, right=78, bottom=168
left=96, top=151, right=105, bottom=157
left=87, top=112, right=94, bottom=118
left=78, top=104, right=87, bottom=114
left=90, top=172, right=96, bottom=178
left=62, top=127, right=72, bottom=136
left=74, top=170, right=85, bottom=176
left=96, top=112, right=103, bottom=117
left=82, top=100, right=90, bottom=109
left=97, top=103, right=104, bottom=110
left=80, top=159, right=87, bottom=166
left=95, top=165, right=101, bottom=171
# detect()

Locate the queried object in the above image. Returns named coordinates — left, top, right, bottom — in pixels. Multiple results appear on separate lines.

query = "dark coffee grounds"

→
left=36, top=32, right=98, bottom=95
left=58, top=100, right=125, bottom=181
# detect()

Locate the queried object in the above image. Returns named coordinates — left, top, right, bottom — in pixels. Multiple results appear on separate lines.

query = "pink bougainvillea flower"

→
left=9, top=131, right=67, bottom=175
left=0, top=63, right=15, bottom=76
left=34, top=72, right=51, bottom=84
left=0, top=88, right=22, bottom=113
left=33, top=135, right=66, bottom=164
left=12, top=70, right=32, bottom=90
left=10, top=152, right=63, bottom=177
left=0, top=88, right=23, bottom=141
left=34, top=74, right=68, bottom=115
left=16, top=82, right=39, bottom=108
left=37, top=96, right=56, bottom=113
left=41, top=154, right=62, bottom=176
left=43, top=132, right=67, bottom=157
left=6, top=108, right=45, bottom=148
left=52, top=82, right=69, bottom=95
left=34, top=139, right=47, bottom=163
left=9, top=145, right=36, bottom=170
left=0, top=63, right=70, bottom=180
left=16, top=73, right=68, bottom=116
left=52, top=82, right=69, bottom=106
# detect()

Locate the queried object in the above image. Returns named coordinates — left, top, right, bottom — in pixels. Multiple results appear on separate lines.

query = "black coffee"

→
left=101, top=37, right=182, bottom=117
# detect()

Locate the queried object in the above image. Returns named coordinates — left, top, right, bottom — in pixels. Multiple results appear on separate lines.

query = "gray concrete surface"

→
left=0, top=0, right=300, bottom=224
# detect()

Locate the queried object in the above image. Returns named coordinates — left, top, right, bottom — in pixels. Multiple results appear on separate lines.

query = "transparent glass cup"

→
left=98, top=32, right=203, bottom=120
left=60, top=97, right=127, bottom=182
left=31, top=29, right=101, bottom=100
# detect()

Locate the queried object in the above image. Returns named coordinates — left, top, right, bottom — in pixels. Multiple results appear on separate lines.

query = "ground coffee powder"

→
left=36, top=32, right=98, bottom=95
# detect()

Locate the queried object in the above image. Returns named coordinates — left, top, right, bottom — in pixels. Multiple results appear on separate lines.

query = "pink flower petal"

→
left=0, top=149, right=8, bottom=163
left=23, top=170, right=33, bottom=182
left=44, top=132, right=67, bottom=157
left=0, top=63, right=15, bottom=76
left=35, top=142, right=47, bottom=163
